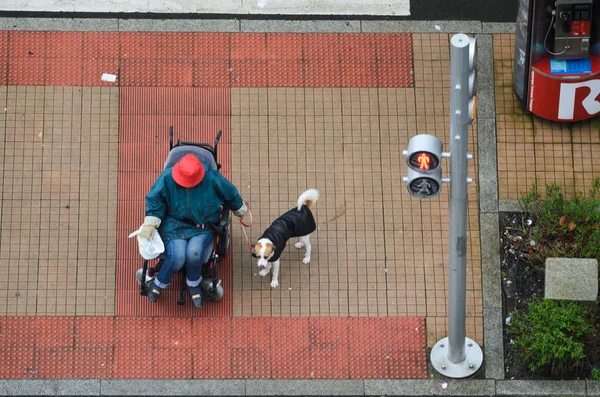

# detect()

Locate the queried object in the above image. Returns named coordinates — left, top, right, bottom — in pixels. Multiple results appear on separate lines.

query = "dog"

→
left=252, top=189, right=319, bottom=288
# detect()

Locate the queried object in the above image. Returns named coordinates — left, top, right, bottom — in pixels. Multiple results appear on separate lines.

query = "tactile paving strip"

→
left=3, top=31, right=414, bottom=88
left=116, top=87, right=233, bottom=317
left=0, top=316, right=427, bottom=379
left=0, top=31, right=7, bottom=84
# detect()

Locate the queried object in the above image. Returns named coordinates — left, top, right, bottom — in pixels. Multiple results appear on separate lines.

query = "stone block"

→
left=545, top=258, right=598, bottom=302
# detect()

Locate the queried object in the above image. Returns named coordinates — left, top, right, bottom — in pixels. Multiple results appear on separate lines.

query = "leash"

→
left=239, top=201, right=253, bottom=252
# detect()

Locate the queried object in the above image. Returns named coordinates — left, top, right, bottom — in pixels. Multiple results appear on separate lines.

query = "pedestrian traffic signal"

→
left=402, top=134, right=443, bottom=199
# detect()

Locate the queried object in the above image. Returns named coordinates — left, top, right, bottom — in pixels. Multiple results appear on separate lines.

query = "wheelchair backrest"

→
left=164, top=145, right=217, bottom=171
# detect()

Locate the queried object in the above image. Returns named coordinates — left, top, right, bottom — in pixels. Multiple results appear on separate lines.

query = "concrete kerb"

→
left=0, top=380, right=100, bottom=396
left=0, top=15, right=594, bottom=397
left=3, top=379, right=600, bottom=396
left=498, top=199, right=525, bottom=213
left=0, top=17, right=500, bottom=33
left=474, top=32, right=504, bottom=381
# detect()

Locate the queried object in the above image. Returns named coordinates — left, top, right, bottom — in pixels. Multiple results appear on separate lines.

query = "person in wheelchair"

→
left=138, top=153, right=247, bottom=308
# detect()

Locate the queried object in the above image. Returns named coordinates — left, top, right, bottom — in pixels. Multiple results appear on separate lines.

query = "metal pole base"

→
left=430, top=337, right=483, bottom=378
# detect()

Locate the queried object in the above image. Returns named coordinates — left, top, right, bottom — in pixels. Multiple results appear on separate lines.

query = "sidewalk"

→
left=1, top=15, right=598, bottom=397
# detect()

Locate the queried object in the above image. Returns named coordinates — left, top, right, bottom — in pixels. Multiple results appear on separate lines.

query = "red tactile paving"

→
left=121, top=87, right=231, bottom=119
left=120, top=59, right=157, bottom=86
left=9, top=31, right=46, bottom=58
left=83, top=58, right=119, bottom=86
left=156, top=60, right=194, bottom=87
left=195, top=59, right=231, bottom=87
left=0, top=317, right=427, bottom=379
left=45, top=58, right=83, bottom=86
left=1, top=31, right=414, bottom=87
left=8, top=57, right=45, bottom=85
left=230, top=33, right=268, bottom=60
left=120, top=32, right=162, bottom=59
left=376, top=34, right=415, bottom=87
left=157, top=33, right=195, bottom=60
left=0, top=31, right=8, bottom=57
left=83, top=31, right=120, bottom=59
left=265, top=35, right=304, bottom=87
left=0, top=31, right=7, bottom=85
left=46, top=31, right=83, bottom=58
left=117, top=87, right=233, bottom=318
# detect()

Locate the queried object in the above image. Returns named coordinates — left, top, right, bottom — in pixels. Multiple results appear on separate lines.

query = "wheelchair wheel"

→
left=201, top=277, right=224, bottom=301
left=216, top=213, right=231, bottom=258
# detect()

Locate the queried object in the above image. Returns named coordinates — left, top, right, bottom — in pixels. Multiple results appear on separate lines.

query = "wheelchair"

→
left=137, top=127, right=231, bottom=306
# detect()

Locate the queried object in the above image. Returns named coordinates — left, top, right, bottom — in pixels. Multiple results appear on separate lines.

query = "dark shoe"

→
left=189, top=285, right=203, bottom=308
left=147, top=282, right=162, bottom=302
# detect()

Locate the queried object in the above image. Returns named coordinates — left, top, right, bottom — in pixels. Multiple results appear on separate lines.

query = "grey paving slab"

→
left=241, top=19, right=360, bottom=32
left=496, top=380, right=586, bottom=396
left=245, top=380, right=364, bottom=395
left=480, top=212, right=502, bottom=309
left=0, top=17, right=119, bottom=31
left=484, top=307, right=505, bottom=380
left=545, top=258, right=598, bottom=301
left=100, top=380, right=245, bottom=395
left=118, top=18, right=240, bottom=32
left=364, top=379, right=495, bottom=396
left=478, top=117, right=499, bottom=214
left=482, top=22, right=517, bottom=34
left=587, top=380, right=600, bottom=396
left=475, top=34, right=496, bottom=120
left=0, top=380, right=100, bottom=396
left=361, top=20, right=482, bottom=33
left=499, top=200, right=525, bottom=213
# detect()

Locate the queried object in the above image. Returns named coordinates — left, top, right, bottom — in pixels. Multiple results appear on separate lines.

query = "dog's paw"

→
left=259, top=269, right=269, bottom=277
left=270, top=280, right=279, bottom=288
left=302, top=256, right=311, bottom=264
left=294, top=241, right=305, bottom=249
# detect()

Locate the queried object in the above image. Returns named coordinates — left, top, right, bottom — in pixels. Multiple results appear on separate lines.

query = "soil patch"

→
left=500, top=211, right=600, bottom=380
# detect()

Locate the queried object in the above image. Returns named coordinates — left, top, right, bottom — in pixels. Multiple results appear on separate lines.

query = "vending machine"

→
left=514, top=0, right=600, bottom=121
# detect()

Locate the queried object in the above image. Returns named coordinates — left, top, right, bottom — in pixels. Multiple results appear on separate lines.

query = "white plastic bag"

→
left=128, top=226, right=165, bottom=260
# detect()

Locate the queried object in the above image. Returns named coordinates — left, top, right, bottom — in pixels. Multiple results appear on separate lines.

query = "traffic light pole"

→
left=429, top=33, right=483, bottom=378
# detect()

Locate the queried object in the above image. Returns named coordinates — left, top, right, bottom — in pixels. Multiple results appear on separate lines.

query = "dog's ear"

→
left=267, top=243, right=277, bottom=254
left=251, top=243, right=259, bottom=258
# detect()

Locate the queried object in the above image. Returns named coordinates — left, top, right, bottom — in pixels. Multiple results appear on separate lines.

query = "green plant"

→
left=591, top=367, right=600, bottom=381
left=521, top=179, right=600, bottom=263
left=509, top=299, right=594, bottom=374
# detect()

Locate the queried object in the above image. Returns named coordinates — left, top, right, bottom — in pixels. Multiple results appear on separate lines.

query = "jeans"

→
left=154, top=233, right=214, bottom=289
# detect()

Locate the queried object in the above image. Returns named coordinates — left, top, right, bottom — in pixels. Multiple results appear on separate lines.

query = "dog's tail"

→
left=297, top=189, right=320, bottom=210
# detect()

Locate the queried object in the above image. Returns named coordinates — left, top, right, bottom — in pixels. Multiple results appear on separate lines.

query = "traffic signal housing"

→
left=402, top=134, right=443, bottom=199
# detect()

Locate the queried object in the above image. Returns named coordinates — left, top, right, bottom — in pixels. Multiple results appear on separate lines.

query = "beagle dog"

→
left=252, top=189, right=319, bottom=288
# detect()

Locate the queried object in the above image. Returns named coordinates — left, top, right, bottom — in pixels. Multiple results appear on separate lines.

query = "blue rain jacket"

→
left=145, top=164, right=244, bottom=242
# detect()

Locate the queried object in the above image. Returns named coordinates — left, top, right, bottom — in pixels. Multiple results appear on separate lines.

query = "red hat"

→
left=172, top=154, right=205, bottom=188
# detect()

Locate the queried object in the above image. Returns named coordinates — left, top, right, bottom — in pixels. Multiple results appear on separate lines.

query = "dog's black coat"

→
left=259, top=205, right=316, bottom=262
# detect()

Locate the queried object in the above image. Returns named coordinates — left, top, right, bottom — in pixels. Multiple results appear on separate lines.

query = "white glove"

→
left=139, top=216, right=161, bottom=239
left=233, top=203, right=247, bottom=218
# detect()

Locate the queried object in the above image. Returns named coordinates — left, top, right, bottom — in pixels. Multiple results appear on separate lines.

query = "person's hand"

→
left=139, top=224, right=156, bottom=239
left=233, top=203, right=248, bottom=218
left=139, top=216, right=161, bottom=239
